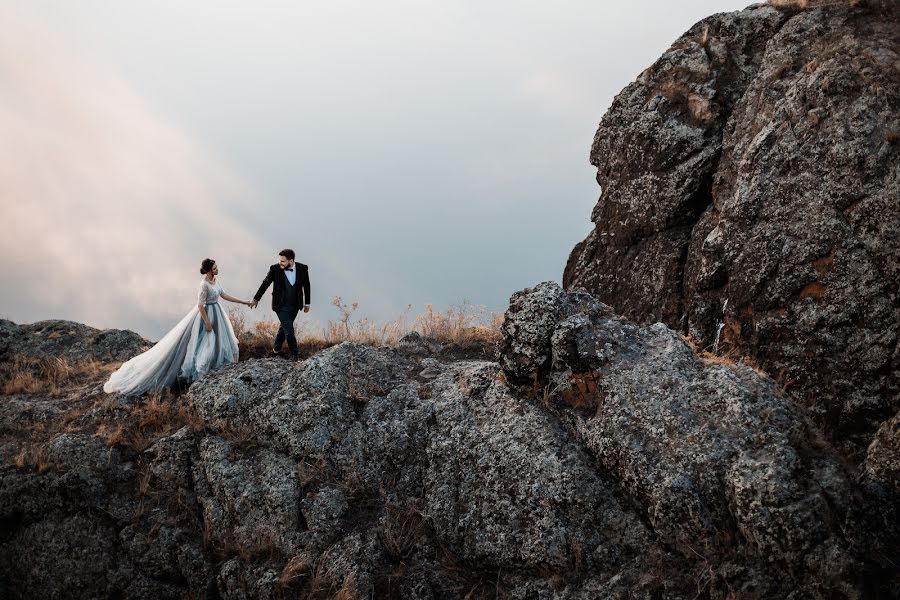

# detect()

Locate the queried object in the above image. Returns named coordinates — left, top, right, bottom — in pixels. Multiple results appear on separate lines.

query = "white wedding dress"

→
left=104, top=279, right=240, bottom=396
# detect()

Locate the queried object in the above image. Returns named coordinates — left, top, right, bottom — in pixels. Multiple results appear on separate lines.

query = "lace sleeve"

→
left=197, top=282, right=209, bottom=306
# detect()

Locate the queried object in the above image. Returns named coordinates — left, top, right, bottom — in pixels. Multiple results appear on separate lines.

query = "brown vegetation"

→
left=679, top=333, right=769, bottom=378
left=379, top=504, right=426, bottom=558
left=278, top=555, right=310, bottom=587
left=768, top=0, right=864, bottom=9
left=12, top=443, right=50, bottom=473
left=294, top=545, right=359, bottom=600
left=558, top=370, right=604, bottom=412
left=229, top=298, right=502, bottom=360
left=96, top=391, right=203, bottom=452
left=1, top=355, right=118, bottom=396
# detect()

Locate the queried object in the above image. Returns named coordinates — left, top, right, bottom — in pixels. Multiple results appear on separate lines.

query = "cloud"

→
left=0, top=11, right=271, bottom=338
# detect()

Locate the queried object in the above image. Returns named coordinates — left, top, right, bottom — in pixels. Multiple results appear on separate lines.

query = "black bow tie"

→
left=284, top=268, right=293, bottom=272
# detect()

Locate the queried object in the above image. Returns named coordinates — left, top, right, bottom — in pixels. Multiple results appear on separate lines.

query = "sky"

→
left=0, top=0, right=752, bottom=340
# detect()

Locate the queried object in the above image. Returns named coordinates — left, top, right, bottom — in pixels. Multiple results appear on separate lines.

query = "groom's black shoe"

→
left=271, top=348, right=281, bottom=358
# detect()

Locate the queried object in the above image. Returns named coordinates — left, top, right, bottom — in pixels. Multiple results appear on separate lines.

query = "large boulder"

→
left=563, top=1, right=900, bottom=460
left=500, top=282, right=880, bottom=597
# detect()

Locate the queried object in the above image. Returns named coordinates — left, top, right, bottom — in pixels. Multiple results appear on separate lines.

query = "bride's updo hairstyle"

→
left=200, top=258, right=216, bottom=275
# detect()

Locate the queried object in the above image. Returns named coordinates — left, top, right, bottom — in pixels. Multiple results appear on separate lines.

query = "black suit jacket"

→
left=254, top=263, right=311, bottom=312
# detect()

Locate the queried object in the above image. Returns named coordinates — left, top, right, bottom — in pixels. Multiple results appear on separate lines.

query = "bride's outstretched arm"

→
left=220, top=292, right=252, bottom=306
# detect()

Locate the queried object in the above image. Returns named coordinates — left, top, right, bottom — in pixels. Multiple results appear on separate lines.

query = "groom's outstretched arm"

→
left=254, top=266, right=275, bottom=302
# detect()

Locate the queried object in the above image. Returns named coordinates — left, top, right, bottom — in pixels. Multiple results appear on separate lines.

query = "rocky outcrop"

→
left=0, top=319, right=148, bottom=364
left=502, top=282, right=893, bottom=595
left=563, top=1, right=900, bottom=460
left=1, top=283, right=896, bottom=598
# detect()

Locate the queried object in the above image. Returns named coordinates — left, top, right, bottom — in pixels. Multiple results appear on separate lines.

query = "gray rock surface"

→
left=501, top=282, right=875, bottom=596
left=0, top=319, right=149, bottom=364
left=563, top=1, right=900, bottom=461
left=2, top=282, right=896, bottom=598
left=2, top=3, right=898, bottom=596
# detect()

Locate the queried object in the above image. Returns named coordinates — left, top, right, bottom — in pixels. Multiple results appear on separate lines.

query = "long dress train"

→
left=103, top=279, right=239, bottom=396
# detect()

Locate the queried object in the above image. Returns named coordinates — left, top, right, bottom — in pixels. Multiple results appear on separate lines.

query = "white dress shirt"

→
left=284, top=263, right=309, bottom=307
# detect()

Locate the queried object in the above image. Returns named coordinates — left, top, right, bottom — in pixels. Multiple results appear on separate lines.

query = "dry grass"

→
left=1, top=355, right=118, bottom=397
left=699, top=350, right=769, bottom=379
left=203, top=527, right=281, bottom=563
left=681, top=333, right=770, bottom=378
left=768, top=0, right=864, bottom=8
left=293, top=546, right=360, bottom=600
left=435, top=546, right=509, bottom=600
left=96, top=390, right=203, bottom=453
left=297, top=457, right=327, bottom=488
left=229, top=311, right=329, bottom=360
left=336, top=469, right=369, bottom=501
left=416, top=302, right=503, bottom=348
left=219, top=422, right=260, bottom=448
left=379, top=504, right=426, bottom=558
left=279, top=555, right=311, bottom=589
left=229, top=299, right=503, bottom=357
left=12, top=443, right=50, bottom=473
left=325, top=297, right=414, bottom=346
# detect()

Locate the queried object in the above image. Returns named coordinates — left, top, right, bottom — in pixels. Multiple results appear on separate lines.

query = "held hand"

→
left=249, top=300, right=258, bottom=309
left=303, top=306, right=310, bottom=313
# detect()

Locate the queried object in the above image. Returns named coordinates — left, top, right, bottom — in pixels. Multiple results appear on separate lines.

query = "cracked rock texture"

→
left=563, top=1, right=900, bottom=461
left=1, top=281, right=897, bottom=598
left=2, top=3, right=899, bottom=598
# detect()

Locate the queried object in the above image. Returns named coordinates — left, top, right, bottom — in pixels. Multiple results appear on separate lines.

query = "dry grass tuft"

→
left=297, top=457, right=327, bottom=488
left=219, top=422, right=259, bottom=448
left=295, top=546, right=360, bottom=599
left=379, top=504, right=426, bottom=558
left=416, top=301, right=503, bottom=348
left=12, top=443, right=50, bottom=473
left=278, top=555, right=311, bottom=589
left=435, top=545, right=509, bottom=600
left=769, top=0, right=862, bottom=8
left=1, top=355, right=117, bottom=397
left=699, top=350, right=737, bottom=367
left=202, top=526, right=281, bottom=563
left=97, top=391, right=203, bottom=452
left=325, top=297, right=413, bottom=346
left=332, top=576, right=358, bottom=600
left=229, top=299, right=502, bottom=357
left=336, top=469, right=369, bottom=501
left=700, top=350, right=769, bottom=379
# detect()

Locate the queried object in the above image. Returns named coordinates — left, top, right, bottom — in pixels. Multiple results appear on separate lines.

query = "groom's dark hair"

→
left=279, top=249, right=295, bottom=260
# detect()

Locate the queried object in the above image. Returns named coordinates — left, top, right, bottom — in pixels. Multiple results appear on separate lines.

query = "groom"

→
left=250, top=249, right=311, bottom=359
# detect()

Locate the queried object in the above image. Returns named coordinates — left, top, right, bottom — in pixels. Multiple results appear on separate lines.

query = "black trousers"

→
left=274, top=307, right=300, bottom=356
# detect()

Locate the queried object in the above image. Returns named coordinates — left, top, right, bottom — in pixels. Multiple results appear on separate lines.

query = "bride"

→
left=104, top=258, right=253, bottom=396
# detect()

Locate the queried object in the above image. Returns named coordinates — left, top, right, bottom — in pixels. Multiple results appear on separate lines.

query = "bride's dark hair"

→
left=200, top=258, right=216, bottom=275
